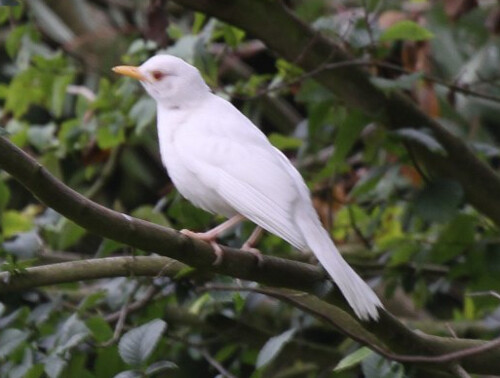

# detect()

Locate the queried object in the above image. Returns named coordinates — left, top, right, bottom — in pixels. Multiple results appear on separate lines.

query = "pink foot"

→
left=241, top=243, right=264, bottom=265
left=181, top=229, right=225, bottom=265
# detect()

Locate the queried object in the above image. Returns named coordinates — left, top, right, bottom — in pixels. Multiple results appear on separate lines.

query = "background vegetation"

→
left=0, top=0, right=500, bottom=377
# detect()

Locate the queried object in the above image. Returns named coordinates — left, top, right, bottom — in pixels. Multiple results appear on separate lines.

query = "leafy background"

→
left=0, top=0, right=500, bottom=377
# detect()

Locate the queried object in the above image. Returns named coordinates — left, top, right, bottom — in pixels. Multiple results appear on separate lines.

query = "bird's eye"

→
left=151, top=71, right=166, bottom=81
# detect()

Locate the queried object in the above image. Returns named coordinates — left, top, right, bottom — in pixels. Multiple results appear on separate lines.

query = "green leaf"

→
left=380, top=20, right=434, bottom=42
left=145, top=361, right=178, bottom=375
left=5, top=68, right=51, bottom=118
left=5, top=119, right=28, bottom=147
left=51, top=74, right=73, bottom=118
left=79, top=291, right=107, bottom=312
left=331, top=110, right=369, bottom=168
left=118, top=319, right=167, bottom=367
left=0, top=179, right=10, bottom=212
left=43, top=355, right=67, bottom=378
left=192, top=12, right=206, bottom=34
left=86, top=316, right=114, bottom=343
left=5, top=25, right=28, bottom=58
left=219, top=24, right=246, bottom=48
left=276, top=59, right=303, bottom=79
left=430, top=214, right=476, bottom=264
left=393, top=128, right=445, bottom=155
left=129, top=96, right=156, bottom=135
left=268, top=133, right=303, bottom=150
left=2, top=210, right=34, bottom=238
left=414, top=179, right=464, bottom=223
left=113, top=371, right=142, bottom=378
left=27, top=302, right=56, bottom=326
left=334, top=347, right=374, bottom=372
left=350, top=166, right=387, bottom=199
left=167, top=24, right=183, bottom=40
left=371, top=72, right=423, bottom=91
left=389, top=241, right=419, bottom=266
left=173, top=266, right=196, bottom=279
left=189, top=292, right=212, bottom=315
left=361, top=352, right=405, bottom=378
left=24, top=364, right=45, bottom=378
left=96, top=239, right=124, bottom=257
left=96, top=122, right=125, bottom=149
left=215, top=344, right=238, bottom=363
left=57, top=221, right=86, bottom=250
left=0, top=328, right=29, bottom=358
left=131, top=205, right=170, bottom=227
left=463, top=295, right=475, bottom=320
left=95, top=346, right=122, bottom=377
left=53, top=314, right=90, bottom=355
left=233, top=292, right=245, bottom=314
left=8, top=348, right=36, bottom=378
left=256, top=328, right=296, bottom=368
left=27, top=123, right=58, bottom=152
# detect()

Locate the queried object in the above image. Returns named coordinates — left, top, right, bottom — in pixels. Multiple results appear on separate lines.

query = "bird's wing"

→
left=174, top=97, right=382, bottom=320
left=177, top=98, right=309, bottom=250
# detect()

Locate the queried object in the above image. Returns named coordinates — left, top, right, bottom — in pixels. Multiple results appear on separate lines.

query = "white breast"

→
left=156, top=106, right=237, bottom=217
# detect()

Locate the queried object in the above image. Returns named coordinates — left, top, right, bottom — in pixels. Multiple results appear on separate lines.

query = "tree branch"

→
left=0, top=137, right=500, bottom=374
left=171, top=0, right=500, bottom=227
left=0, top=256, right=185, bottom=293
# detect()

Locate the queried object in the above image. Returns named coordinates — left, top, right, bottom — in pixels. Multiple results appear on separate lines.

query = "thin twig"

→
left=467, top=291, right=500, bottom=301
left=360, top=0, right=376, bottom=56
left=168, top=333, right=237, bottom=378
left=105, top=285, right=160, bottom=323
left=347, top=205, right=372, bottom=249
left=361, top=61, right=500, bottom=104
left=85, top=146, right=122, bottom=200
left=203, top=284, right=500, bottom=365
left=446, top=322, right=470, bottom=378
left=100, top=292, right=132, bottom=346
left=66, top=85, right=97, bottom=102
left=234, top=58, right=500, bottom=105
left=450, top=364, right=471, bottom=378
left=200, top=349, right=237, bottom=378
left=403, top=141, right=431, bottom=184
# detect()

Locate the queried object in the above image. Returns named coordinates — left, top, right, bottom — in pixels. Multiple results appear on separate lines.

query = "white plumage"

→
left=113, top=55, right=383, bottom=321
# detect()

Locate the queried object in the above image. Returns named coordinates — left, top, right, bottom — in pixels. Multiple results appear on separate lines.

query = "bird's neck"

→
left=156, top=102, right=192, bottom=135
left=158, top=90, right=211, bottom=111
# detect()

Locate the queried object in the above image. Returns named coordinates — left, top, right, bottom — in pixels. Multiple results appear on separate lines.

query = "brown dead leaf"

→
left=416, top=81, right=440, bottom=118
left=486, top=6, right=500, bottom=34
left=400, top=164, right=423, bottom=187
left=378, top=10, right=408, bottom=29
left=444, top=0, right=478, bottom=21
left=143, top=0, right=169, bottom=48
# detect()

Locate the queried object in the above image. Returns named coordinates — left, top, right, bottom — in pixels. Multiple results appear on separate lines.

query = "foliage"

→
left=0, top=1, right=499, bottom=377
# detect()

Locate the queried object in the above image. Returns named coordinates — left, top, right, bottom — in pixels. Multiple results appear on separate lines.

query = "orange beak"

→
left=112, top=65, right=146, bottom=81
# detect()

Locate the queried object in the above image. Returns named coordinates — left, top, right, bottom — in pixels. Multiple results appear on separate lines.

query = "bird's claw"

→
left=180, top=229, right=224, bottom=265
left=210, top=241, right=224, bottom=265
left=242, top=243, right=264, bottom=265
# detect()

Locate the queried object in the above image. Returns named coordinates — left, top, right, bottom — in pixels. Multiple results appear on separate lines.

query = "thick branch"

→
left=172, top=0, right=500, bottom=227
left=0, top=137, right=499, bottom=374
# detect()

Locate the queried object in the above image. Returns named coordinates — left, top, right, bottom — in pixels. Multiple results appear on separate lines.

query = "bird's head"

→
left=112, top=55, right=210, bottom=108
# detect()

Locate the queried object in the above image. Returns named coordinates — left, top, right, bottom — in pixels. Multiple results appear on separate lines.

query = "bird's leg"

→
left=180, top=214, right=244, bottom=265
left=241, top=226, right=264, bottom=263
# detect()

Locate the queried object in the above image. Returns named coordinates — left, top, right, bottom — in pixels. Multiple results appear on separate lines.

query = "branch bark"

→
left=171, top=0, right=500, bottom=227
left=0, top=256, right=185, bottom=292
left=0, top=136, right=499, bottom=374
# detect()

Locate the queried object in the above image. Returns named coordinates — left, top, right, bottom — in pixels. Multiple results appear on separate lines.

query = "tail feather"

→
left=295, top=207, right=382, bottom=321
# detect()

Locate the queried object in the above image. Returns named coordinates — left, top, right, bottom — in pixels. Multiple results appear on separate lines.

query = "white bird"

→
left=112, top=55, right=382, bottom=321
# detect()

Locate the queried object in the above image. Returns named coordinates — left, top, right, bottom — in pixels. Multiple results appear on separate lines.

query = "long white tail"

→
left=295, top=206, right=382, bottom=321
